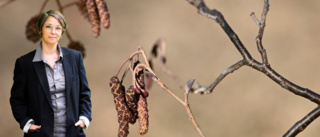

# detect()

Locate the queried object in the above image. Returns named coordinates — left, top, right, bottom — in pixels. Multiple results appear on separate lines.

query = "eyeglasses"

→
left=43, top=25, right=63, bottom=33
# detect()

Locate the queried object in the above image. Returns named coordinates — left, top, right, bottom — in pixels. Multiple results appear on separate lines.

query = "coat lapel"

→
left=62, top=48, right=73, bottom=99
left=33, top=62, right=53, bottom=109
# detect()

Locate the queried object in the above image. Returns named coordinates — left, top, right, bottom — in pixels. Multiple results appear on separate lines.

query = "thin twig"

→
left=55, top=0, right=63, bottom=12
left=184, top=79, right=205, bottom=137
left=135, top=58, right=185, bottom=105
left=254, top=0, right=269, bottom=65
left=116, top=50, right=141, bottom=76
left=192, top=60, right=245, bottom=94
left=38, top=0, right=49, bottom=16
left=62, top=0, right=79, bottom=9
left=149, top=39, right=185, bottom=90
left=250, top=12, right=260, bottom=26
left=0, top=0, right=14, bottom=8
left=140, top=62, right=205, bottom=136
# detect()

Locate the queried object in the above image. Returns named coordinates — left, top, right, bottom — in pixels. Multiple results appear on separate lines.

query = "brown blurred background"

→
left=1, top=0, right=320, bottom=136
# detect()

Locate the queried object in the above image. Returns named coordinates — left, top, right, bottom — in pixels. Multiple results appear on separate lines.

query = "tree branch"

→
left=195, top=2, right=253, bottom=62
left=284, top=106, right=320, bottom=137
left=186, top=0, right=320, bottom=104
left=38, top=0, right=49, bottom=16
left=62, top=0, right=79, bottom=9
left=183, top=0, right=320, bottom=136
left=192, top=60, right=245, bottom=94
left=252, top=0, right=269, bottom=65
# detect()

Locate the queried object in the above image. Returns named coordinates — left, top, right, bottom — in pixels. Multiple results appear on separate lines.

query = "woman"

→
left=10, top=10, right=92, bottom=137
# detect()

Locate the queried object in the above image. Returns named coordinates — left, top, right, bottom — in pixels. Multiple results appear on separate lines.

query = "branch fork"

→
left=182, top=0, right=320, bottom=136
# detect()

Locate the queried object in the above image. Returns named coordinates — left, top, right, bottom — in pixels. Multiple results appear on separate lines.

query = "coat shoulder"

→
left=16, top=50, right=36, bottom=63
left=61, top=47, right=81, bottom=56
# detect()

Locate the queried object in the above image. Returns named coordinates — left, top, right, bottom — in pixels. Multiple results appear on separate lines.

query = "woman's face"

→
left=41, top=16, right=62, bottom=46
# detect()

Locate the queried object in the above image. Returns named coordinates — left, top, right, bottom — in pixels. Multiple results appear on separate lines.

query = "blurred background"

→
left=1, top=0, right=320, bottom=136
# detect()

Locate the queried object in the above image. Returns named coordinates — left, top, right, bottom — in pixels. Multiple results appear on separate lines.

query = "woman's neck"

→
left=42, top=41, right=58, bottom=55
left=41, top=41, right=59, bottom=68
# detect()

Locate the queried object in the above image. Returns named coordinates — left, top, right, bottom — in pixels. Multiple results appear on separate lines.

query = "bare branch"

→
left=55, top=0, right=63, bottom=12
left=184, top=79, right=205, bottom=137
left=136, top=51, right=186, bottom=105
left=254, top=0, right=269, bottom=65
left=138, top=51, right=206, bottom=136
left=38, top=0, right=49, bottom=16
left=192, top=60, right=245, bottom=94
left=62, top=0, right=79, bottom=9
left=116, top=50, right=141, bottom=77
left=185, top=78, right=195, bottom=95
left=284, top=106, right=320, bottom=137
left=184, top=0, right=320, bottom=136
left=188, top=0, right=253, bottom=61
left=149, top=38, right=185, bottom=90
left=250, top=12, right=261, bottom=26
left=186, top=0, right=320, bottom=104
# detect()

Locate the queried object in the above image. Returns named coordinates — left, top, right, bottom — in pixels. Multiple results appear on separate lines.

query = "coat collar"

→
left=32, top=42, right=63, bottom=63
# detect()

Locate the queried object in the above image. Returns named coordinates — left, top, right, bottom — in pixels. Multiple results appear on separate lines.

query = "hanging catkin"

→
left=86, top=0, right=100, bottom=37
left=125, top=85, right=139, bottom=124
left=77, top=0, right=89, bottom=22
left=67, top=41, right=86, bottom=58
left=137, top=95, right=149, bottom=135
left=109, top=76, right=132, bottom=137
left=26, top=15, right=40, bottom=43
left=95, top=0, right=110, bottom=28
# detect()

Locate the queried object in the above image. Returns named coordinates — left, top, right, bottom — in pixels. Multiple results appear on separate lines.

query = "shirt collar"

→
left=32, top=42, right=63, bottom=62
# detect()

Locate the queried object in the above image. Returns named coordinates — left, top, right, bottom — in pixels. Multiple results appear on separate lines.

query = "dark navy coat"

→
left=10, top=47, right=92, bottom=137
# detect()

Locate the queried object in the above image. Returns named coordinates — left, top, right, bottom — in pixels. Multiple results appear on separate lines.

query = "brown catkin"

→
left=118, top=121, right=129, bottom=137
left=95, top=0, right=110, bottom=28
left=86, top=0, right=100, bottom=37
left=26, top=15, right=40, bottom=43
left=138, top=95, right=149, bottom=135
left=135, top=66, right=149, bottom=97
left=67, top=41, right=86, bottom=58
left=109, top=76, right=132, bottom=137
left=77, top=0, right=89, bottom=22
left=125, top=85, right=138, bottom=124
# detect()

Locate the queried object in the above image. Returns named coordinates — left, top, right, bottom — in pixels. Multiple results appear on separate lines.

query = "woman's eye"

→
left=56, top=27, right=62, bottom=30
left=45, top=25, right=52, bottom=29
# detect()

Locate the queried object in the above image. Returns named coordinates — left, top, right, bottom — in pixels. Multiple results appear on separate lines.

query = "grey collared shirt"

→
left=33, top=44, right=67, bottom=137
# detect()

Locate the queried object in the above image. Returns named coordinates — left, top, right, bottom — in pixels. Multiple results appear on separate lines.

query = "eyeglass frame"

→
left=43, top=25, right=63, bottom=33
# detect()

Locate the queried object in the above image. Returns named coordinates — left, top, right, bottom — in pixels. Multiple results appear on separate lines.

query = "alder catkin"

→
left=77, top=0, right=89, bottom=22
left=135, top=66, right=149, bottom=97
left=67, top=41, right=86, bottom=58
left=125, top=85, right=138, bottom=124
left=86, top=0, right=100, bottom=37
left=26, top=15, right=40, bottom=43
left=138, top=95, right=149, bottom=135
left=109, top=76, right=132, bottom=137
left=118, top=121, right=129, bottom=137
left=95, top=0, right=110, bottom=28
